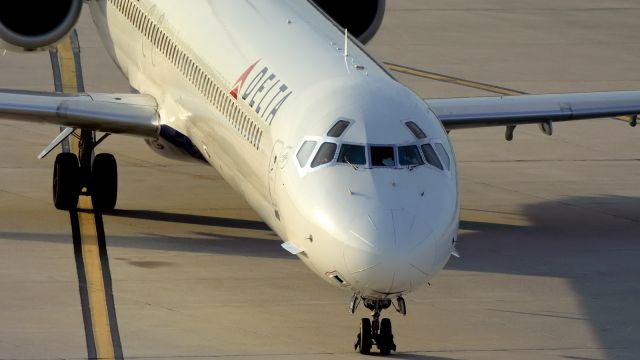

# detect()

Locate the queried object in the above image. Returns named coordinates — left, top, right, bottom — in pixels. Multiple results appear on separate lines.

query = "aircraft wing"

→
left=427, top=91, right=640, bottom=133
left=0, top=89, right=160, bottom=138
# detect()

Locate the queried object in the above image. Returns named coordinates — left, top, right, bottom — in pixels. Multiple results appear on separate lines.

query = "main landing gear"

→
left=52, top=130, right=117, bottom=211
left=48, top=31, right=117, bottom=212
left=353, top=296, right=406, bottom=355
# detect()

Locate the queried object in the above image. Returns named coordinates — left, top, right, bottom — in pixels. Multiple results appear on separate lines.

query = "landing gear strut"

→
left=354, top=297, right=404, bottom=355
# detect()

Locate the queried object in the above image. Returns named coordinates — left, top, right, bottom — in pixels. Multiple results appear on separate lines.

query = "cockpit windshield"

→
left=421, top=144, right=443, bottom=170
left=434, top=143, right=451, bottom=170
left=295, top=120, right=452, bottom=173
left=371, top=146, right=396, bottom=167
left=398, top=145, right=424, bottom=166
left=327, top=120, right=351, bottom=138
left=338, top=144, right=366, bottom=165
left=298, top=140, right=450, bottom=172
left=296, top=140, right=317, bottom=167
left=310, top=142, right=337, bottom=168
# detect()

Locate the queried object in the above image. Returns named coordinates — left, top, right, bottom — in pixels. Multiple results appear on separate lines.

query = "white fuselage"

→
left=89, top=0, right=459, bottom=299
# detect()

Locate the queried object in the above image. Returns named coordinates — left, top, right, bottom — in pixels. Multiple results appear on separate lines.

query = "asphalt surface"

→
left=0, top=1, right=639, bottom=359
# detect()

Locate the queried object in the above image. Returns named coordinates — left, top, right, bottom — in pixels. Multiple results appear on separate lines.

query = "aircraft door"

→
left=268, top=140, right=284, bottom=208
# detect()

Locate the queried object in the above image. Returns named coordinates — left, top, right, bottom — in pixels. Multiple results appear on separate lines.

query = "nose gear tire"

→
left=356, top=318, right=372, bottom=354
left=377, top=318, right=396, bottom=355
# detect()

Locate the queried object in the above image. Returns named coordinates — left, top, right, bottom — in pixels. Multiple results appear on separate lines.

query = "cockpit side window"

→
left=296, top=140, right=317, bottom=167
left=398, top=145, right=425, bottom=166
left=338, top=144, right=366, bottom=165
left=421, top=144, right=443, bottom=170
left=327, top=120, right=351, bottom=138
left=405, top=121, right=427, bottom=139
left=311, top=142, right=338, bottom=168
left=434, top=143, right=451, bottom=170
left=371, top=146, right=396, bottom=167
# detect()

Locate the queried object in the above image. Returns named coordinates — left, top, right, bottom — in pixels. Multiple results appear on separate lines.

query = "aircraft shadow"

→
left=450, top=195, right=640, bottom=360
left=107, top=209, right=271, bottom=231
left=101, top=209, right=286, bottom=259
left=0, top=229, right=292, bottom=260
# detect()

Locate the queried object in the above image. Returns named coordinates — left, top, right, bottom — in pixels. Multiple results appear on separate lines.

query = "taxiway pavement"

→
left=1, top=1, right=639, bottom=359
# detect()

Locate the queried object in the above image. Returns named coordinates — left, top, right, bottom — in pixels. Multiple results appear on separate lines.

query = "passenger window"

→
left=405, top=121, right=427, bottom=139
left=434, top=143, right=451, bottom=170
left=371, top=146, right=396, bottom=167
left=338, top=144, right=366, bottom=165
left=296, top=141, right=317, bottom=167
left=421, top=144, right=443, bottom=170
left=311, top=142, right=337, bottom=168
left=327, top=120, right=350, bottom=137
left=398, top=145, right=425, bottom=166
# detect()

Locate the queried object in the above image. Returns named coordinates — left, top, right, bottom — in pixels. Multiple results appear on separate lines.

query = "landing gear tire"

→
left=354, top=298, right=398, bottom=355
left=53, top=153, right=80, bottom=210
left=377, top=318, right=396, bottom=355
left=356, top=318, right=372, bottom=355
left=91, top=153, right=118, bottom=211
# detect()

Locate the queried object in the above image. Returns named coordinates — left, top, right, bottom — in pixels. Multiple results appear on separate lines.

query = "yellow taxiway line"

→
left=78, top=197, right=116, bottom=359
left=56, top=34, right=121, bottom=360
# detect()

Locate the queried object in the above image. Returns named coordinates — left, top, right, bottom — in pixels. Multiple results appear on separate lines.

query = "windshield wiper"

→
left=344, top=158, right=359, bottom=170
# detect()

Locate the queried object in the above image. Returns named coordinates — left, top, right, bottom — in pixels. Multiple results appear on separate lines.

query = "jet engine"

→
left=0, top=0, right=83, bottom=52
left=311, top=0, right=386, bottom=44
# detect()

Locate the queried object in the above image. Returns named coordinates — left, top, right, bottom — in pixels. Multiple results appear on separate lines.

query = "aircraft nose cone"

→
left=343, top=209, right=437, bottom=295
left=349, top=209, right=427, bottom=253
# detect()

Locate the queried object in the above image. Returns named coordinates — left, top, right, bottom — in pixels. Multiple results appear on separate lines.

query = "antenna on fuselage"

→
left=344, top=28, right=349, bottom=57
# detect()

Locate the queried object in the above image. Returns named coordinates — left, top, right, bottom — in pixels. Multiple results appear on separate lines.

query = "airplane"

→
left=1, top=0, right=639, bottom=355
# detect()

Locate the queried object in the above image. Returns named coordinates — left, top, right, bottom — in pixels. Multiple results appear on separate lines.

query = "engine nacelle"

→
left=311, top=0, right=386, bottom=44
left=0, top=0, right=83, bottom=52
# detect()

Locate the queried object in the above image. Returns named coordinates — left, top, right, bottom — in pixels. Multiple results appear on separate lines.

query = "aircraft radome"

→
left=0, top=0, right=638, bottom=355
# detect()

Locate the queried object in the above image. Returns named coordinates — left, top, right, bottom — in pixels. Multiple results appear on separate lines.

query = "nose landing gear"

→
left=353, top=297, right=403, bottom=355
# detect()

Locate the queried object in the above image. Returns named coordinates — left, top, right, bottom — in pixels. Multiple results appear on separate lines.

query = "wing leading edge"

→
left=427, top=91, right=640, bottom=133
left=0, top=89, right=160, bottom=138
